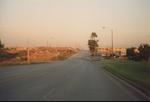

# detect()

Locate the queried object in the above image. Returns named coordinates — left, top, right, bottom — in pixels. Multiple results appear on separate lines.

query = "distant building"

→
left=114, top=48, right=126, bottom=56
left=98, top=48, right=126, bottom=57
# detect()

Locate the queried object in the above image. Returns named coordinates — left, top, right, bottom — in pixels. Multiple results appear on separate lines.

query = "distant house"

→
left=98, top=48, right=126, bottom=57
left=114, top=48, right=126, bottom=56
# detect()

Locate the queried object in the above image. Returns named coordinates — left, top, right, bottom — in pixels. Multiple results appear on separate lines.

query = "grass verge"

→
left=101, top=59, right=150, bottom=97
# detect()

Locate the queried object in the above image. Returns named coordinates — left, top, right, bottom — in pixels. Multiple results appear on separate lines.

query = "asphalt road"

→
left=0, top=51, right=147, bottom=101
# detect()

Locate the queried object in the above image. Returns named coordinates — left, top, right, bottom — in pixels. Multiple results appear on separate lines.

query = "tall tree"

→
left=91, top=32, right=97, bottom=40
left=88, top=32, right=99, bottom=56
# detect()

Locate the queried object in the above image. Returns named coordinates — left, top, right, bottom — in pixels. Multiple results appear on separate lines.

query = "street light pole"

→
left=111, top=29, right=114, bottom=56
left=27, top=39, right=30, bottom=64
left=101, top=26, right=114, bottom=58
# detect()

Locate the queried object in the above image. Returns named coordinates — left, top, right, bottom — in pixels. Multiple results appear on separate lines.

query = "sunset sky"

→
left=0, top=0, right=150, bottom=49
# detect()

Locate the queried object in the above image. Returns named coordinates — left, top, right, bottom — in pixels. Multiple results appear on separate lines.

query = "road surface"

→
left=0, top=51, right=147, bottom=101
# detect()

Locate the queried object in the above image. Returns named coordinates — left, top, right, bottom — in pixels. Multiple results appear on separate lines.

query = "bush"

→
left=0, top=53, right=17, bottom=59
left=127, top=44, right=150, bottom=61
left=138, top=44, right=150, bottom=61
left=126, top=47, right=139, bottom=61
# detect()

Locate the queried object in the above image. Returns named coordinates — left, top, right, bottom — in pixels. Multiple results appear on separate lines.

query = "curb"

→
left=103, top=66, right=150, bottom=101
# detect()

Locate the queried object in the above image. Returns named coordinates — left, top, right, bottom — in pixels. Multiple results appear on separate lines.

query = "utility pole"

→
left=27, top=40, right=30, bottom=64
left=27, top=47, right=30, bottom=64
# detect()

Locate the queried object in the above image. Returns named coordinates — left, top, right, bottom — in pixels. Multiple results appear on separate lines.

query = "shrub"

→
left=138, top=44, right=150, bottom=61
left=127, top=44, right=150, bottom=61
left=126, top=47, right=141, bottom=61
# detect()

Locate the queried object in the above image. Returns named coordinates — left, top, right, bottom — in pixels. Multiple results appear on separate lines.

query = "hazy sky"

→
left=0, top=0, right=150, bottom=49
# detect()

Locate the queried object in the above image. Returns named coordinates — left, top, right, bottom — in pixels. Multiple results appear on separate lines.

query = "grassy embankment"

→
left=101, top=59, right=150, bottom=95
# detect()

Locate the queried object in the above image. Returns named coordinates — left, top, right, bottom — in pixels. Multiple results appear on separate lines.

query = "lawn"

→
left=101, top=59, right=150, bottom=87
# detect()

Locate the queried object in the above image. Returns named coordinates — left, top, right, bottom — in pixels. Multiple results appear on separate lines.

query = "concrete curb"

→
left=103, top=66, right=150, bottom=101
